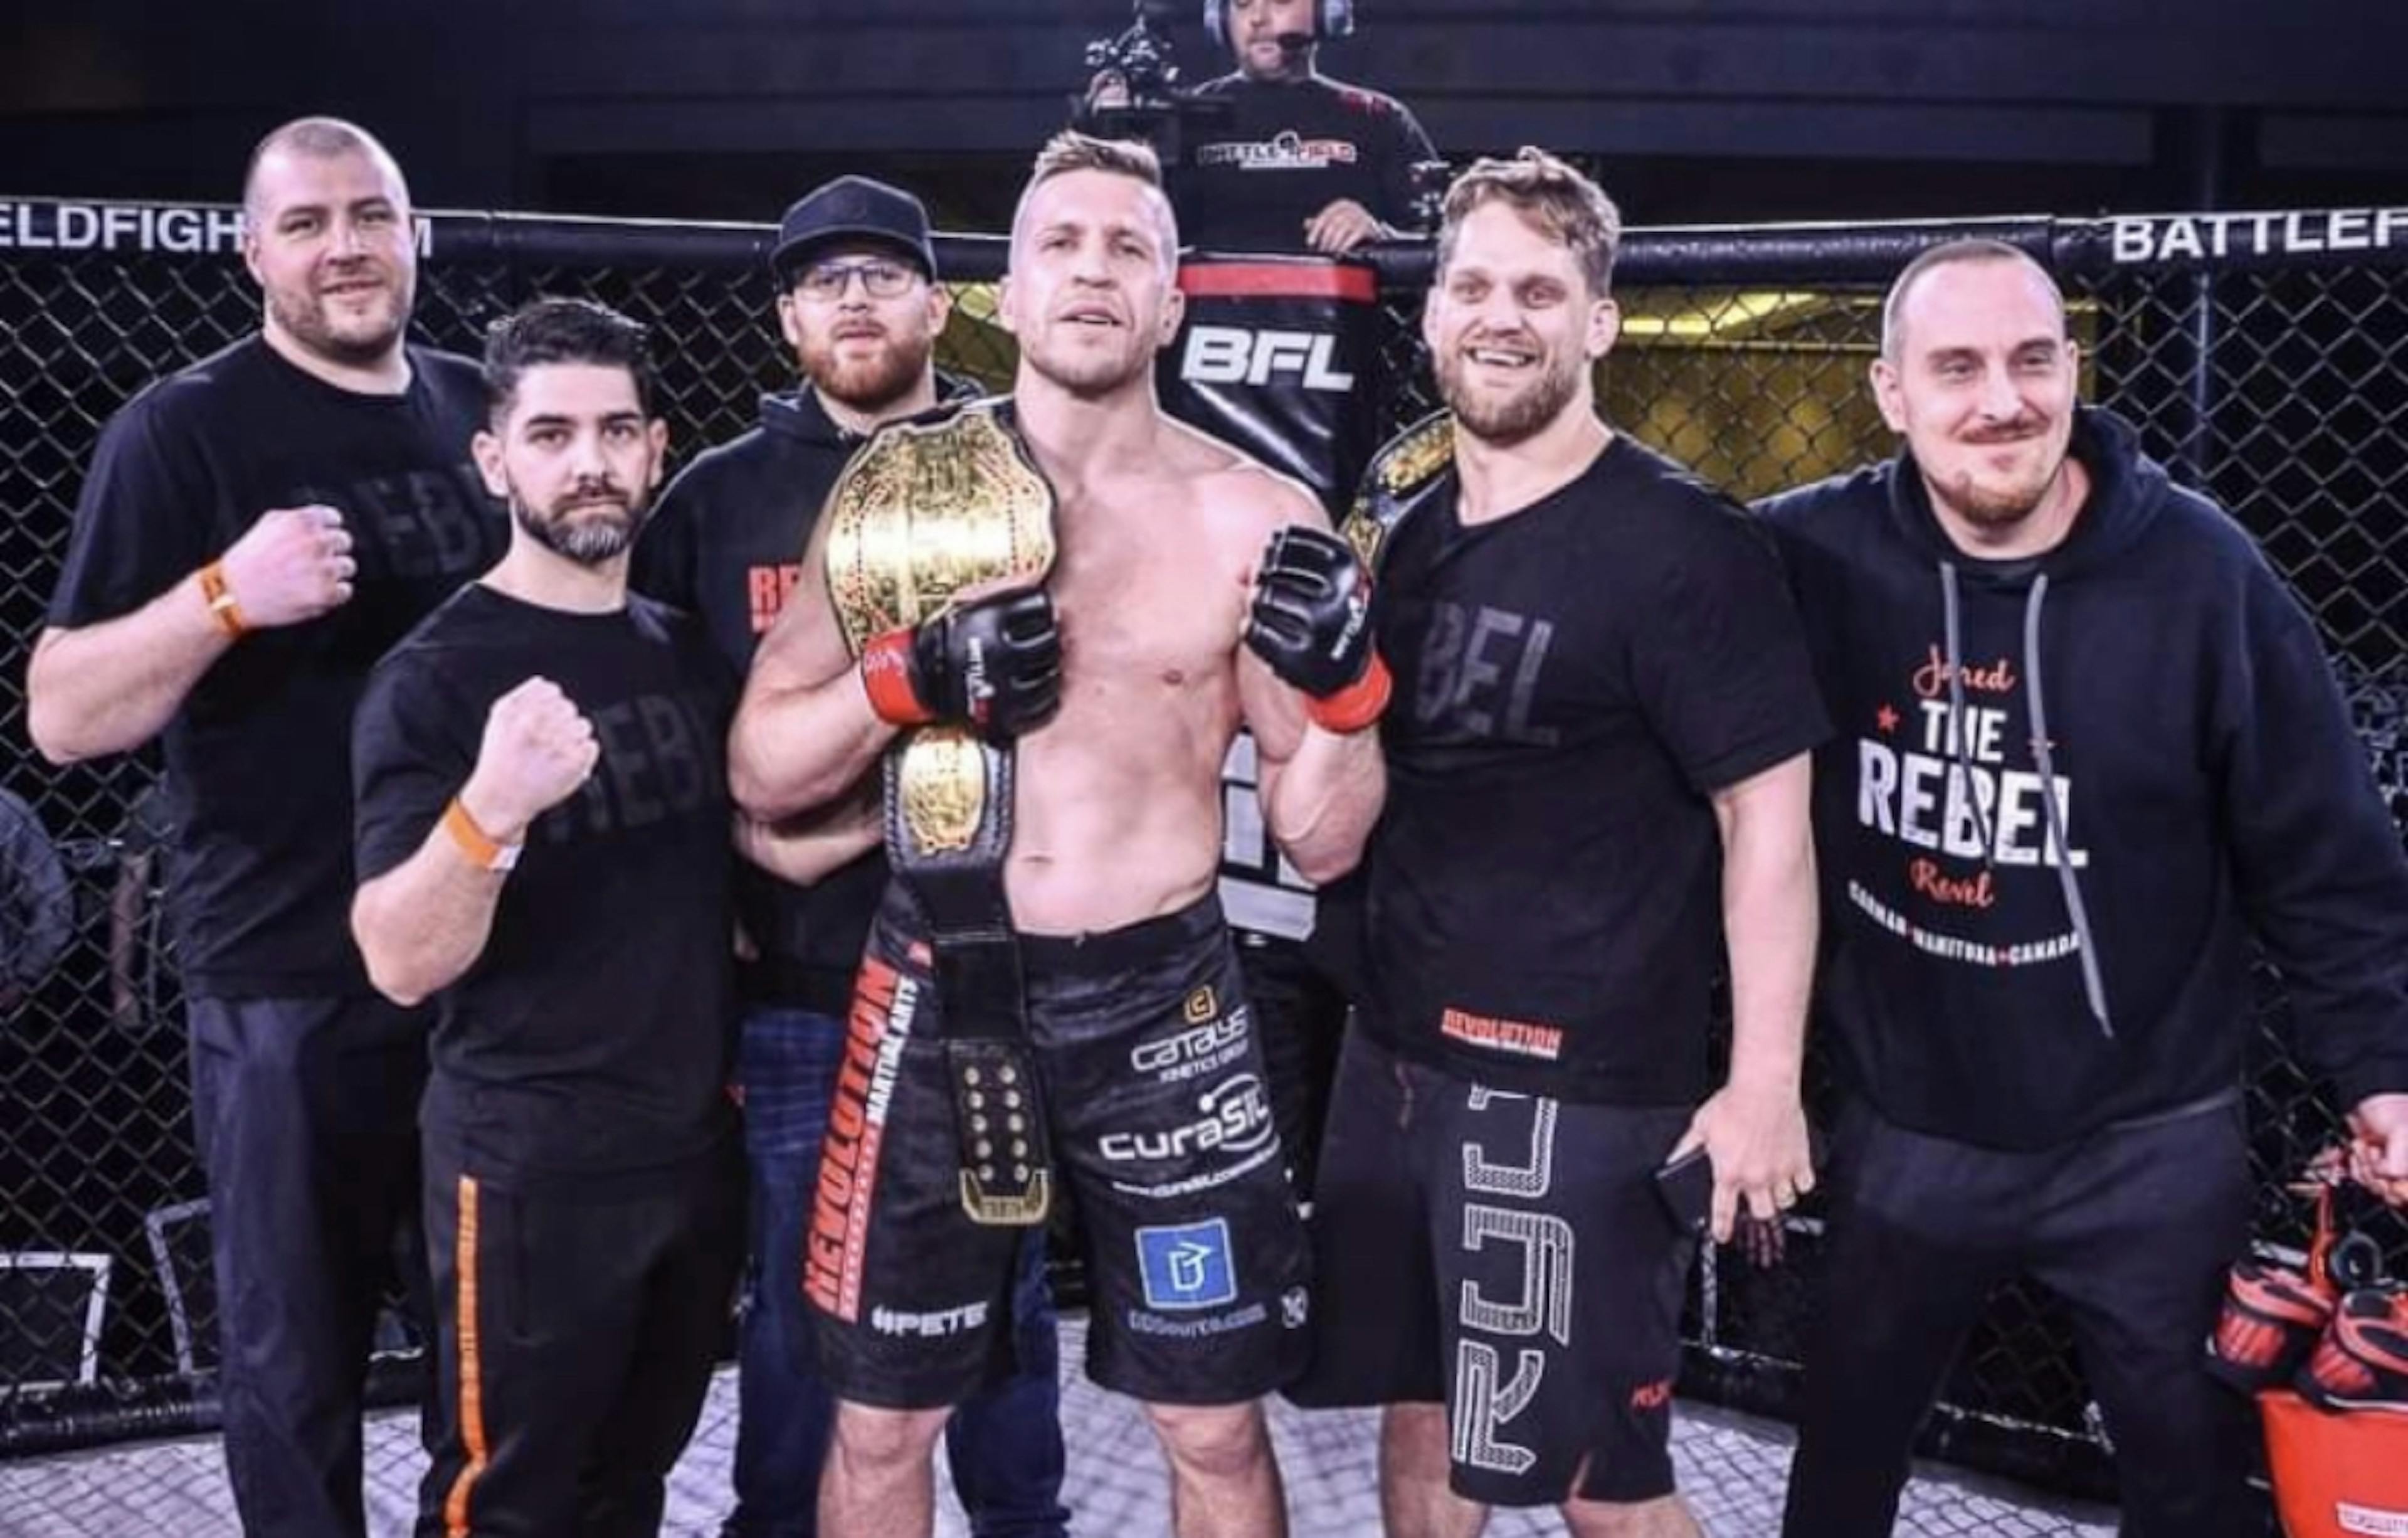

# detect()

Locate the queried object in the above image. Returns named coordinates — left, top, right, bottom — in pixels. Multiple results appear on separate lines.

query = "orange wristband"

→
left=1307, top=652, right=1391, bottom=735
left=198, top=561, right=246, bottom=639
left=443, top=797, right=522, bottom=873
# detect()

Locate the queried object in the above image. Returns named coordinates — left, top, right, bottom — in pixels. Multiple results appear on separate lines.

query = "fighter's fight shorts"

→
left=806, top=885, right=1311, bottom=1409
left=1291, top=1029, right=1698, bottom=1509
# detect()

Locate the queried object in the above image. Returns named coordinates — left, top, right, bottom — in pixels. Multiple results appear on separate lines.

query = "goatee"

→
left=514, top=494, right=647, bottom=566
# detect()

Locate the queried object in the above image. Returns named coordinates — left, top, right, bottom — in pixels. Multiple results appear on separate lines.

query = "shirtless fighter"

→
left=728, top=132, right=1389, bottom=1538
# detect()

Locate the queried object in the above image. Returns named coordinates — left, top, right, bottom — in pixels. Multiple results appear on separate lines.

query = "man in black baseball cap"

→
left=635, top=176, right=1067, bottom=1537
left=769, top=174, right=941, bottom=285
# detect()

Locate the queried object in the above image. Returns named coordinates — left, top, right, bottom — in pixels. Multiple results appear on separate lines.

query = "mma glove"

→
left=1244, top=525, right=1391, bottom=735
left=860, top=586, right=1063, bottom=743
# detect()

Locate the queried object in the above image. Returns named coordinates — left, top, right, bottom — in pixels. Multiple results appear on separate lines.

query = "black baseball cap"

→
left=769, top=176, right=939, bottom=284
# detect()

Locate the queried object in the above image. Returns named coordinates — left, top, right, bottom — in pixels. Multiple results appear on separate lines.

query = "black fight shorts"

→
left=1290, top=1029, right=1696, bottom=1509
left=807, top=886, right=1310, bottom=1409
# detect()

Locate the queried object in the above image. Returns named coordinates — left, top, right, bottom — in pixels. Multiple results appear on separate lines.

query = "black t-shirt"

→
left=1362, top=436, right=1830, bottom=1104
left=48, top=336, right=502, bottom=997
left=352, top=585, right=739, bottom=1177
left=1175, top=73, right=1437, bottom=254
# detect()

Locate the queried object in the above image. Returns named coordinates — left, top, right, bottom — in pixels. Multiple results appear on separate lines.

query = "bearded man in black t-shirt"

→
left=1287, top=150, right=1829, bottom=1537
left=351, top=299, right=860, bottom=1537
left=28, top=117, right=505, bottom=1538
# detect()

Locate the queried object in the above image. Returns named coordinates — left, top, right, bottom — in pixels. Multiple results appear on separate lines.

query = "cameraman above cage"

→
left=1081, top=0, right=1440, bottom=256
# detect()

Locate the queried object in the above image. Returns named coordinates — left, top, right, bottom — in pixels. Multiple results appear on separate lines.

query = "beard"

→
left=1930, top=425, right=2071, bottom=530
left=512, top=489, right=649, bottom=567
left=265, top=267, right=411, bottom=368
left=1437, top=343, right=1585, bottom=448
left=1938, top=470, right=2054, bottom=529
left=802, top=326, right=934, bottom=416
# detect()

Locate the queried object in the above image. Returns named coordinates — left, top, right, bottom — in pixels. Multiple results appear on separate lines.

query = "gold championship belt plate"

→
left=821, top=401, right=1060, bottom=1225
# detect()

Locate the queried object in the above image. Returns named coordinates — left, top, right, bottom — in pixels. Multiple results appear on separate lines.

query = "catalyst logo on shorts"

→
left=1100, top=1073, right=1274, bottom=1163
left=870, top=1301, right=990, bottom=1338
left=1136, top=1218, right=1240, bottom=1311
left=805, top=957, right=919, bottom=1323
left=1129, top=1009, right=1251, bottom=1084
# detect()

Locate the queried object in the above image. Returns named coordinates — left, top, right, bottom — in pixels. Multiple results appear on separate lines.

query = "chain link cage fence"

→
left=1, top=196, right=2403, bottom=1520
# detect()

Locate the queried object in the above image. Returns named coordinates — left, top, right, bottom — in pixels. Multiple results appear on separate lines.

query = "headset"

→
left=1204, top=0, right=1355, bottom=51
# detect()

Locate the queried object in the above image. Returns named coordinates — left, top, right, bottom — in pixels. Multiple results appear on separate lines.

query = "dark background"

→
left=4, top=0, right=2405, bottom=233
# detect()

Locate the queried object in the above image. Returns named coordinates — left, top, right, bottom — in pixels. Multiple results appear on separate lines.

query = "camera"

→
left=1077, top=0, right=1234, bottom=167
left=1084, top=0, right=1187, bottom=111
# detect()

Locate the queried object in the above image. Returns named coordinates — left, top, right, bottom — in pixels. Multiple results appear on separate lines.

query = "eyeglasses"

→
left=793, top=258, right=919, bottom=302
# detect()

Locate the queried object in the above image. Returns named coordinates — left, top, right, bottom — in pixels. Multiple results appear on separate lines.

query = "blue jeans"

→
left=724, top=1006, right=1068, bottom=1538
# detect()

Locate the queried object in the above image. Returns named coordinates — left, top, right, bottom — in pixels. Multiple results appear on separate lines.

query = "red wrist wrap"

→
left=861, top=630, right=933, bottom=726
left=1307, top=652, right=1391, bottom=735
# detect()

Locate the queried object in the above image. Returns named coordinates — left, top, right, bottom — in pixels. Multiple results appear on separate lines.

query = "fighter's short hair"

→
left=1879, top=238, right=2066, bottom=362
left=241, top=117, right=405, bottom=220
left=480, top=297, right=658, bottom=425
left=1029, top=130, right=1164, bottom=191
left=1012, top=131, right=1179, bottom=272
left=1436, top=147, right=1624, bottom=298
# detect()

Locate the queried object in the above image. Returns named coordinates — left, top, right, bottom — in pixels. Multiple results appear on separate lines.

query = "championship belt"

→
left=823, top=400, right=1059, bottom=1227
left=1344, top=408, right=1456, bottom=578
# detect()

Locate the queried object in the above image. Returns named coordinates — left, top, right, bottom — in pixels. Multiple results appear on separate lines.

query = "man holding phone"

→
left=1290, top=149, right=1827, bottom=1538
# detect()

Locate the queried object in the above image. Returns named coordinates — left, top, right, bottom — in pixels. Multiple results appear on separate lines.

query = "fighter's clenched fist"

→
left=860, top=586, right=1063, bottom=743
left=218, top=504, right=358, bottom=627
left=1243, top=524, right=1390, bottom=733
left=460, top=677, right=599, bottom=839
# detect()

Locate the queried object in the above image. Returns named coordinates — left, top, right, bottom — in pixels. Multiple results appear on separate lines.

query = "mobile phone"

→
left=1654, top=1145, right=1714, bottom=1236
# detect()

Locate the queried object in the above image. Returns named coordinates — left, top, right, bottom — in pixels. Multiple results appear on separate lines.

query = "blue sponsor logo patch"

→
left=1135, top=1218, right=1238, bottom=1311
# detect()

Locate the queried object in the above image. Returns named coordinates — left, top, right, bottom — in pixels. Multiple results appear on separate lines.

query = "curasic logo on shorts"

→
left=1100, top=1073, right=1274, bottom=1164
left=805, top=957, right=919, bottom=1323
left=1130, top=1009, right=1250, bottom=1084
left=1440, top=1005, right=1565, bottom=1062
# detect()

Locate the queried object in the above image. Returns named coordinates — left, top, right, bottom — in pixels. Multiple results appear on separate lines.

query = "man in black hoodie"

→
left=633, top=177, right=1067, bottom=1538
left=1758, top=238, right=2408, bottom=1537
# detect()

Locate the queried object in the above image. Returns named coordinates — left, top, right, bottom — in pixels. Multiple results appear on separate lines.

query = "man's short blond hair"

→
left=1011, top=132, right=1180, bottom=270
left=1436, top=147, right=1623, bottom=297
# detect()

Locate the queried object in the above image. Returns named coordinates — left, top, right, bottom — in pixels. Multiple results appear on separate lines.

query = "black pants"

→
left=417, top=1135, right=745, bottom=1538
left=1780, top=1096, right=2263, bottom=1538
left=1237, top=933, right=1348, bottom=1201
left=188, top=994, right=431, bottom=1538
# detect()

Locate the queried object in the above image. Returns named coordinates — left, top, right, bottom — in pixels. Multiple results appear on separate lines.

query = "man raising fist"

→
left=27, top=117, right=502, bottom=1538
left=351, top=298, right=865, bottom=1537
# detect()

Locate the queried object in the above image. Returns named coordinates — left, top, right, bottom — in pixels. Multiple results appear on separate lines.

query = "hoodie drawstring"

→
left=1937, top=563, right=1999, bottom=860
left=2022, top=573, right=2113, bottom=1037
left=1936, top=563, right=2114, bottom=1039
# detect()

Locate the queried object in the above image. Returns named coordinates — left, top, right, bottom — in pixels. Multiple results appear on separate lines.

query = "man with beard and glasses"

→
left=1286, top=149, right=1826, bottom=1538
left=731, top=132, right=1388, bottom=1538
left=349, top=298, right=859, bottom=1538
left=1756, top=240, right=2408, bottom=1538
left=26, top=116, right=504, bottom=1538
left=633, top=175, right=1069, bottom=1538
